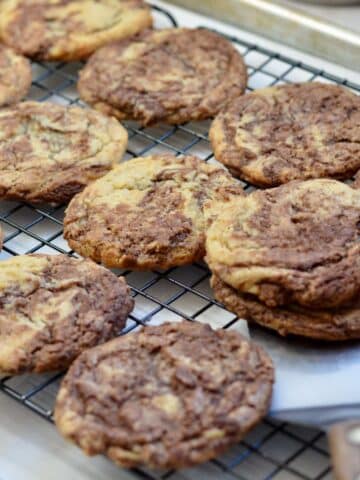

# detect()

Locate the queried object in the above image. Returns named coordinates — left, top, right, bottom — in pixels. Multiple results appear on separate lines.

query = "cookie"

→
left=0, top=101, right=128, bottom=205
left=54, top=321, right=274, bottom=469
left=0, top=44, right=31, bottom=107
left=64, top=154, right=244, bottom=270
left=210, top=83, right=360, bottom=187
left=212, top=275, right=360, bottom=341
left=0, top=254, right=133, bottom=374
left=0, top=0, right=152, bottom=61
left=78, top=28, right=247, bottom=126
left=206, top=179, right=360, bottom=309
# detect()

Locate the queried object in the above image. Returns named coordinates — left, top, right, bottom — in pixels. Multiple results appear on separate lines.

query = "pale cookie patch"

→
left=0, top=101, right=128, bottom=205
left=0, top=0, right=152, bottom=61
left=54, top=321, right=274, bottom=469
left=0, top=44, right=31, bottom=107
left=64, top=154, right=244, bottom=270
left=0, top=254, right=133, bottom=374
left=78, top=28, right=247, bottom=126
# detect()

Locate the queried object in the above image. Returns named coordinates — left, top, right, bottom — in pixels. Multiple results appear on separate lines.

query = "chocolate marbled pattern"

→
left=210, top=83, right=360, bottom=187
left=206, top=179, right=360, bottom=310
left=64, top=154, right=243, bottom=270
left=0, top=254, right=133, bottom=374
left=55, top=321, right=274, bottom=469
left=78, top=28, right=247, bottom=126
left=0, top=101, right=128, bottom=205
left=0, top=0, right=152, bottom=61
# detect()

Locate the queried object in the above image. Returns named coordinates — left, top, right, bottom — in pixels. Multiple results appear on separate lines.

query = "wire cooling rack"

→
left=1, top=4, right=359, bottom=480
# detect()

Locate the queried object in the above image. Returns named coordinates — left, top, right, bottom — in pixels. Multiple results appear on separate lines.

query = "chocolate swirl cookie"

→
left=210, top=83, right=360, bottom=186
left=78, top=28, right=247, bottom=126
left=0, top=44, right=31, bottom=107
left=212, top=275, right=360, bottom=341
left=0, top=0, right=152, bottom=61
left=54, top=321, right=274, bottom=469
left=206, top=179, right=360, bottom=309
left=0, top=101, right=128, bottom=205
left=0, top=254, right=133, bottom=374
left=64, top=154, right=244, bottom=270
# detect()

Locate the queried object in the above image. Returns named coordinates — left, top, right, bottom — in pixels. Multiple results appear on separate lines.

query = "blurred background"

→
left=288, top=0, right=359, bottom=31
left=167, top=0, right=360, bottom=70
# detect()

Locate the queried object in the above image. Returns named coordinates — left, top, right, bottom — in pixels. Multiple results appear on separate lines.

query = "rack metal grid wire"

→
left=0, top=4, right=359, bottom=480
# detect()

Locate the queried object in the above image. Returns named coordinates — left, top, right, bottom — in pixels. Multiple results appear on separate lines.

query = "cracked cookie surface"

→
left=212, top=275, right=360, bottom=341
left=0, top=44, right=31, bottom=107
left=210, top=83, right=360, bottom=186
left=78, top=28, right=247, bottom=126
left=54, top=321, right=274, bottom=469
left=0, top=101, right=128, bottom=205
left=0, top=0, right=152, bottom=61
left=64, top=154, right=244, bottom=270
left=206, top=179, right=360, bottom=309
left=0, top=254, right=133, bottom=374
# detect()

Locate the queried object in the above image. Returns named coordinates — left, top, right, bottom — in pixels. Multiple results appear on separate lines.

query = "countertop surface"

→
left=0, top=394, right=129, bottom=480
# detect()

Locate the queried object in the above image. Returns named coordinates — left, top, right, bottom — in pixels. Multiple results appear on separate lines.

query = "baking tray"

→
left=1, top=3, right=359, bottom=479
left=167, top=0, right=360, bottom=71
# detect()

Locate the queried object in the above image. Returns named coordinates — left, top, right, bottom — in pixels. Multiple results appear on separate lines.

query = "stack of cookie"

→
left=206, top=179, right=360, bottom=341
